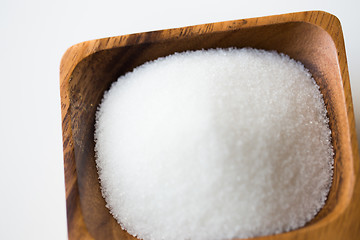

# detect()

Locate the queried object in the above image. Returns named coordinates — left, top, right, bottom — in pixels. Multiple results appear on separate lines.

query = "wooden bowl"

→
left=60, top=11, right=360, bottom=240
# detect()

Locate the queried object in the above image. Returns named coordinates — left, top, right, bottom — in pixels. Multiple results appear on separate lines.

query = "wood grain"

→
left=60, top=11, right=360, bottom=240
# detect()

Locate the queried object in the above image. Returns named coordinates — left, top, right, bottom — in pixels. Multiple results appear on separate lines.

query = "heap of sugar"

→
left=94, top=48, right=334, bottom=240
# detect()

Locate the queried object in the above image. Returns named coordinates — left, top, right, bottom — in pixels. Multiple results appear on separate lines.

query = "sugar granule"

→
left=94, top=48, right=334, bottom=240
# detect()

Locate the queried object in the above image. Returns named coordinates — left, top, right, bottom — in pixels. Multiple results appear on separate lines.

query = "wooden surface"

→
left=60, top=11, right=360, bottom=240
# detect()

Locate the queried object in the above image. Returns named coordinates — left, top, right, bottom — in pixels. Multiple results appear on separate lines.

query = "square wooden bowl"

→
left=60, top=11, right=360, bottom=240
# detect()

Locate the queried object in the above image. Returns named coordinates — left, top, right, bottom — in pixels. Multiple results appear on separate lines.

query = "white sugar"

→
left=94, top=48, right=334, bottom=240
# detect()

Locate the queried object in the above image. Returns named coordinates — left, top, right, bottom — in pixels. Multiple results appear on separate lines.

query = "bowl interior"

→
left=68, top=21, right=347, bottom=239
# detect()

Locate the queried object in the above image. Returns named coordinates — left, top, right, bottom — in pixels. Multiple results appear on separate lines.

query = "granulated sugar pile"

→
left=95, top=48, right=334, bottom=240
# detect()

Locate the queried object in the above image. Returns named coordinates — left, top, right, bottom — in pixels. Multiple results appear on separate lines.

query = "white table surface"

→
left=1, top=0, right=359, bottom=239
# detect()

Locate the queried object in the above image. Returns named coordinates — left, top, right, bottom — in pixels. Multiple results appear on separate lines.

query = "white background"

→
left=0, top=0, right=359, bottom=239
